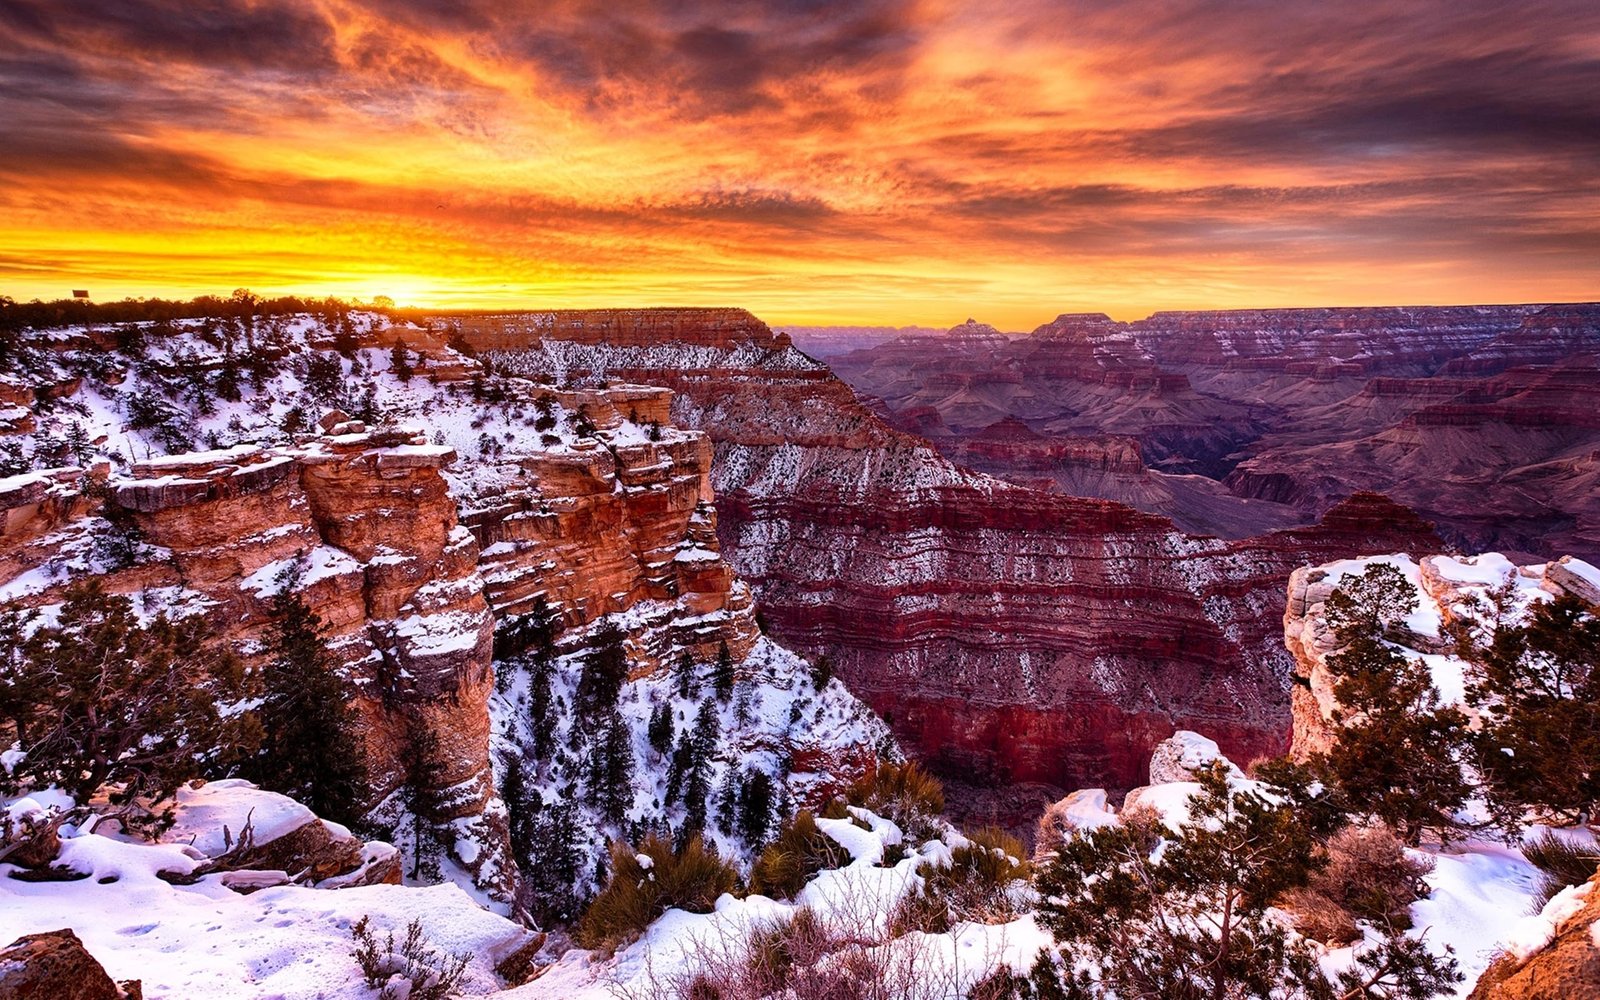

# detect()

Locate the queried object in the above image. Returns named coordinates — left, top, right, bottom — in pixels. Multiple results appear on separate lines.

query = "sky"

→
left=1, top=0, right=1597, bottom=328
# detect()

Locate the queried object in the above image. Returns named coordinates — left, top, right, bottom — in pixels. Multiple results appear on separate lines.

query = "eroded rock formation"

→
left=1283, top=551, right=1600, bottom=758
left=817, top=304, right=1600, bottom=554
left=450, top=308, right=1443, bottom=824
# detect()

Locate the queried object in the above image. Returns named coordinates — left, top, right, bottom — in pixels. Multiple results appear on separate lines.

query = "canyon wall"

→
left=454, top=309, right=1442, bottom=822
left=0, top=424, right=510, bottom=894
left=825, top=303, right=1600, bottom=556
left=0, top=321, right=771, bottom=896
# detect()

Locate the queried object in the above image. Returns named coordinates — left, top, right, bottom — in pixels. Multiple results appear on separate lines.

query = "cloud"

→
left=0, top=0, right=1597, bottom=324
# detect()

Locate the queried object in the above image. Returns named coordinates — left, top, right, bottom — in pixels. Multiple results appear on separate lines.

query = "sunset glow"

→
left=3, top=0, right=1597, bottom=326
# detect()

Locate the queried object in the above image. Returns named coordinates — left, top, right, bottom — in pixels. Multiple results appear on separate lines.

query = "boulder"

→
left=0, top=929, right=129, bottom=1000
left=1147, top=730, right=1239, bottom=784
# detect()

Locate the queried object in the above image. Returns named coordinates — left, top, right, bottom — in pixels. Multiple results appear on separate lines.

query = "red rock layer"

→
left=450, top=311, right=1443, bottom=817
left=0, top=430, right=510, bottom=897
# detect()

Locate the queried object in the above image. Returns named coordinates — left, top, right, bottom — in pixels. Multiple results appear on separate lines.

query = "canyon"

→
left=449, top=308, right=1443, bottom=825
left=0, top=314, right=861, bottom=901
left=804, top=304, right=1600, bottom=558
left=5, top=301, right=1592, bottom=840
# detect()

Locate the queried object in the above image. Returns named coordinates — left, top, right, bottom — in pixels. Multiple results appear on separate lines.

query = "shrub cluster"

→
left=576, top=834, right=739, bottom=952
left=895, top=826, right=1030, bottom=934
left=748, top=810, right=851, bottom=900
left=843, top=761, right=946, bottom=843
left=1281, top=825, right=1433, bottom=944
left=1522, top=833, right=1600, bottom=907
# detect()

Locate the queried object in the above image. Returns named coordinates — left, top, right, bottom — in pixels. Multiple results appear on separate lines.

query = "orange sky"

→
left=1, top=0, right=1597, bottom=328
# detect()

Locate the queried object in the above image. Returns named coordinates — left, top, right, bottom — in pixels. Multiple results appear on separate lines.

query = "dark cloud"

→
left=0, top=0, right=340, bottom=74
left=453, top=0, right=925, bottom=118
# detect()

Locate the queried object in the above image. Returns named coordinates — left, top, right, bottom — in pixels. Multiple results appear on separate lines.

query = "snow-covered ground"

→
left=0, top=782, right=533, bottom=999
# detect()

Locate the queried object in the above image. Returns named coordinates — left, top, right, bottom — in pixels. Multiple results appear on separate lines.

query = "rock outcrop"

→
left=0, top=426, right=508, bottom=896
left=1283, top=551, right=1600, bottom=757
left=0, top=318, right=780, bottom=896
left=0, top=929, right=129, bottom=1000
left=459, top=383, right=758, bottom=668
left=1469, top=875, right=1600, bottom=1000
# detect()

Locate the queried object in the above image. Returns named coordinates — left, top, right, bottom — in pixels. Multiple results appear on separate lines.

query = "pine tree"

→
left=525, top=795, right=584, bottom=925
left=353, top=382, right=379, bottom=424
left=577, top=620, right=629, bottom=721
left=64, top=421, right=92, bottom=466
left=216, top=351, right=242, bottom=402
left=501, top=753, right=533, bottom=871
left=390, top=339, right=414, bottom=383
left=647, top=703, right=675, bottom=756
left=737, top=768, right=773, bottom=847
left=0, top=605, right=40, bottom=751
left=588, top=710, right=635, bottom=827
left=333, top=315, right=358, bottom=356
left=1469, top=593, right=1600, bottom=825
left=1317, top=566, right=1471, bottom=844
left=249, top=590, right=370, bottom=827
left=713, top=640, right=734, bottom=702
left=811, top=654, right=833, bottom=691
left=680, top=698, right=720, bottom=837
left=400, top=715, right=448, bottom=883
left=2, top=582, right=250, bottom=810
left=715, top=770, right=738, bottom=834
left=305, top=353, right=343, bottom=404
left=1030, top=761, right=1460, bottom=1000
left=675, top=650, right=697, bottom=699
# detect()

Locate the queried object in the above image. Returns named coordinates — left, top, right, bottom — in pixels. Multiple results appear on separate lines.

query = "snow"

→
left=160, top=779, right=318, bottom=859
left=1053, top=788, right=1119, bottom=831
left=816, top=815, right=893, bottom=864
left=1504, top=879, right=1590, bottom=961
left=240, top=545, right=364, bottom=596
left=1428, top=552, right=1518, bottom=587
left=0, top=785, right=534, bottom=999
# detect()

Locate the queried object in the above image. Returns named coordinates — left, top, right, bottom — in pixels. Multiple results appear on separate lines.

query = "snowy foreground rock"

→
left=3, top=731, right=1581, bottom=998
left=0, top=781, right=536, bottom=998
left=1284, top=551, right=1600, bottom=756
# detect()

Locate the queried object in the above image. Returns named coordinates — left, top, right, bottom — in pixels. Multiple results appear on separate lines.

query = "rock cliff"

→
left=0, top=314, right=800, bottom=901
left=0, top=425, right=510, bottom=895
left=451, top=309, right=1442, bottom=825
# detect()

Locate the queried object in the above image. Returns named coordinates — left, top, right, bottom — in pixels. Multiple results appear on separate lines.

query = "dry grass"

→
left=894, top=826, right=1031, bottom=935
left=619, top=882, right=979, bottom=1000
left=1523, top=832, right=1600, bottom=908
left=747, top=810, right=851, bottom=900
left=844, top=761, right=946, bottom=842
left=576, top=834, right=740, bottom=952
left=1283, top=826, right=1433, bottom=944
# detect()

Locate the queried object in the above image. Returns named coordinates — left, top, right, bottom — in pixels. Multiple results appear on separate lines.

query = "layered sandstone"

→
left=448, top=309, right=1443, bottom=825
left=461, top=383, right=759, bottom=668
left=0, top=427, right=508, bottom=896
left=819, top=304, right=1600, bottom=555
